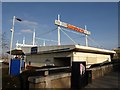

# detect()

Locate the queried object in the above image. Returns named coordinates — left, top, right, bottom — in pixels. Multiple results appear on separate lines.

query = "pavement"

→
left=0, top=62, right=9, bottom=89
left=85, top=71, right=120, bottom=89
left=0, top=63, right=2, bottom=89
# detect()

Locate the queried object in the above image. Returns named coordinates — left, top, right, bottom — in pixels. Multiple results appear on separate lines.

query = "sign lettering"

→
left=55, top=20, right=91, bottom=35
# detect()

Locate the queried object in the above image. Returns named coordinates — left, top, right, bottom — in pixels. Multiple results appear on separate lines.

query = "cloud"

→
left=16, top=32, right=22, bottom=35
left=21, top=29, right=33, bottom=33
left=20, top=20, right=51, bottom=30
left=10, top=18, right=50, bottom=31
left=9, top=18, right=39, bottom=28
left=20, top=20, right=38, bottom=28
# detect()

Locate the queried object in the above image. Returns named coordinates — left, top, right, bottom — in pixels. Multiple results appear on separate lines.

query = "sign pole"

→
left=55, top=17, right=91, bottom=46
left=33, top=29, right=35, bottom=46
left=85, top=25, right=88, bottom=47
left=9, top=16, right=15, bottom=74
left=57, top=14, right=61, bottom=46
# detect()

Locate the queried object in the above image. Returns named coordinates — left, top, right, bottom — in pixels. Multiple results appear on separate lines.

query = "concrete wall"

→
left=73, top=52, right=111, bottom=65
left=26, top=52, right=72, bottom=67
left=89, top=64, right=113, bottom=79
left=28, top=64, right=114, bottom=89
left=51, top=76, right=71, bottom=88
left=28, top=73, right=71, bottom=88
left=26, top=51, right=111, bottom=67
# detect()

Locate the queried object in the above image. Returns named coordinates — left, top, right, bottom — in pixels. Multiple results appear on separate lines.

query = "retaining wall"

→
left=28, top=73, right=71, bottom=88
left=28, top=64, right=114, bottom=89
left=89, top=64, right=113, bottom=79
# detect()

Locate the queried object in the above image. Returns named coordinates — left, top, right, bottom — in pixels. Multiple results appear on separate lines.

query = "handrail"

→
left=35, top=66, right=70, bottom=72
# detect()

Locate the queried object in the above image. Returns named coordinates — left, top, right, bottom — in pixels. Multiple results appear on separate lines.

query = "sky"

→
left=2, top=2, right=118, bottom=50
left=1, top=0, right=120, bottom=2
left=0, top=2, right=2, bottom=55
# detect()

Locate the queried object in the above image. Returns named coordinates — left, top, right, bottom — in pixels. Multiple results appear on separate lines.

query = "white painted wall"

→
left=26, top=51, right=111, bottom=67
left=26, top=52, right=72, bottom=67
left=73, top=52, right=111, bottom=65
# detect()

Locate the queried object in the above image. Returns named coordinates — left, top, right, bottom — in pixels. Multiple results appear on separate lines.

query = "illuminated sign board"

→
left=55, top=20, right=91, bottom=35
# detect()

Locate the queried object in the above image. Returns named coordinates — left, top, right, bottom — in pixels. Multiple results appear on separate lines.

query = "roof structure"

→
left=7, top=48, right=25, bottom=55
left=21, top=45, right=115, bottom=55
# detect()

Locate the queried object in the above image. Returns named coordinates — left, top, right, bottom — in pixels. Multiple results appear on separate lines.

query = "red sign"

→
left=67, top=24, right=84, bottom=33
left=55, top=20, right=91, bottom=35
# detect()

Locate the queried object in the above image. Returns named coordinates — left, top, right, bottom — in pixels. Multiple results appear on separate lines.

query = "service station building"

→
left=21, top=45, right=115, bottom=68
